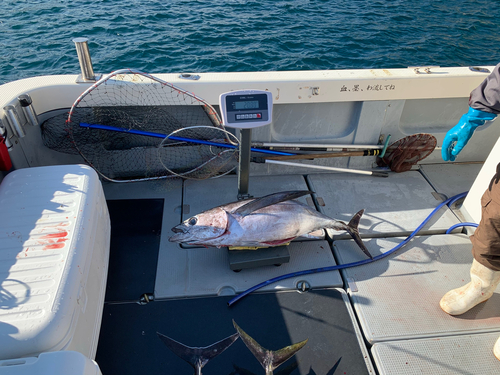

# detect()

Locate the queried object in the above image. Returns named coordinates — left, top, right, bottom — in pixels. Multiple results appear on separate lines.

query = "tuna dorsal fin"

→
left=233, top=191, right=313, bottom=217
left=233, top=320, right=307, bottom=374
left=157, top=331, right=239, bottom=374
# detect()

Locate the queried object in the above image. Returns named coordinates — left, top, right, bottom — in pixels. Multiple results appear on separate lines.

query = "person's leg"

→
left=471, top=164, right=500, bottom=272
left=440, top=164, right=500, bottom=360
left=439, top=258, right=500, bottom=315
left=495, top=336, right=500, bottom=360
left=440, top=164, right=500, bottom=315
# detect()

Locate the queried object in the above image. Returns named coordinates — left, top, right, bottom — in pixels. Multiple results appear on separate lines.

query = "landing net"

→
left=41, top=69, right=238, bottom=182
left=377, top=133, right=437, bottom=172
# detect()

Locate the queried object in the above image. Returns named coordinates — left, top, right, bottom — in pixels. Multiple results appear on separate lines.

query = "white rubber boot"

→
left=440, top=259, right=500, bottom=316
left=494, top=336, right=500, bottom=361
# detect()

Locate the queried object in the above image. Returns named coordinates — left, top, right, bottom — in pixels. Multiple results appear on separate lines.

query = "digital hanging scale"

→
left=219, top=89, right=273, bottom=128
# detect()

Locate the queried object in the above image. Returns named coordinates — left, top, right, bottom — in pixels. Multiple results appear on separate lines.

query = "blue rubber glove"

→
left=442, top=107, right=497, bottom=161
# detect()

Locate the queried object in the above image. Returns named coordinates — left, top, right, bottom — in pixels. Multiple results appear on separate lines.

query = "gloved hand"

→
left=442, top=107, right=497, bottom=161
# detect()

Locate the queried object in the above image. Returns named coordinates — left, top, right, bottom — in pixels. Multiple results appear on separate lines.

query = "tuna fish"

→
left=169, top=190, right=372, bottom=259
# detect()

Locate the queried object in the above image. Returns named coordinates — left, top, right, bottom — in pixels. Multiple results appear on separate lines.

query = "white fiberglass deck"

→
left=101, top=163, right=500, bottom=373
left=420, top=163, right=483, bottom=199
left=307, top=171, right=461, bottom=240
left=327, top=164, right=500, bottom=374
left=103, top=175, right=342, bottom=300
left=336, top=234, right=500, bottom=343
left=372, top=332, right=500, bottom=375
left=158, top=175, right=342, bottom=299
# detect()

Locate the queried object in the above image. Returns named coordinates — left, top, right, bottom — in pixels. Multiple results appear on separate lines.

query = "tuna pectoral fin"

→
left=233, top=320, right=307, bottom=374
left=157, top=331, right=239, bottom=374
left=234, top=190, right=313, bottom=217
left=346, top=209, right=373, bottom=259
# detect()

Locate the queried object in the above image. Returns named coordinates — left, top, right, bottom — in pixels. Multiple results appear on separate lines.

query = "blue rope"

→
left=227, top=191, right=470, bottom=307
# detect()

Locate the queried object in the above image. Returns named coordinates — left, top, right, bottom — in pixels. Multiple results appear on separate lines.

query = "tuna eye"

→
left=188, top=217, right=197, bottom=226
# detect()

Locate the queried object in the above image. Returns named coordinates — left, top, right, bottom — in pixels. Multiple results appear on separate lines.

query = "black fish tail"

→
left=346, top=209, right=373, bottom=259
left=233, top=320, right=307, bottom=375
left=157, top=331, right=239, bottom=374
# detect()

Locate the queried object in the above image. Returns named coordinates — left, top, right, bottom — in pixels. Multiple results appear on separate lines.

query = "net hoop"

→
left=67, top=68, right=222, bottom=127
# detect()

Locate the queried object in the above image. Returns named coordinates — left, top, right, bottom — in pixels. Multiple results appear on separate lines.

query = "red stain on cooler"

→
left=40, top=231, right=68, bottom=239
left=39, top=231, right=69, bottom=250
left=44, top=240, right=66, bottom=250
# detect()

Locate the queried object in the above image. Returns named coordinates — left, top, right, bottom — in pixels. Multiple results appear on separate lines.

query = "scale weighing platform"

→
left=219, top=89, right=293, bottom=269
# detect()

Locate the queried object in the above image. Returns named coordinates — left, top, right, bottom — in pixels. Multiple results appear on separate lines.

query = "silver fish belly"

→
left=203, top=201, right=333, bottom=247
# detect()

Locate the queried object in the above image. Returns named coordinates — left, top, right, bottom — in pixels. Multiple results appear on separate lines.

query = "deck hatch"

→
left=104, top=199, right=164, bottom=303
left=96, top=288, right=373, bottom=375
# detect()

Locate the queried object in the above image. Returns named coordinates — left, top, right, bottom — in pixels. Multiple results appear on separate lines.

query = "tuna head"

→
left=169, top=207, right=228, bottom=244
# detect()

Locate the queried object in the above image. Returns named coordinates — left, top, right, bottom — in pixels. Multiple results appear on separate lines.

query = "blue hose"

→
left=227, top=191, right=470, bottom=306
left=446, top=222, right=478, bottom=234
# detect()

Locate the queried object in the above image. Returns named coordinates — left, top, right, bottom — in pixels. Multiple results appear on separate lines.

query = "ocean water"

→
left=2, top=0, right=500, bottom=84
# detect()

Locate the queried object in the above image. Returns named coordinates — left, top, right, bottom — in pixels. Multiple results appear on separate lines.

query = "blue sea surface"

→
left=2, top=0, right=500, bottom=84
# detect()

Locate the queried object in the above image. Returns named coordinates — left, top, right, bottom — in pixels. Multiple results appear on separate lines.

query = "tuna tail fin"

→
left=157, top=331, right=239, bottom=375
left=233, top=320, right=307, bottom=375
left=346, top=209, right=373, bottom=259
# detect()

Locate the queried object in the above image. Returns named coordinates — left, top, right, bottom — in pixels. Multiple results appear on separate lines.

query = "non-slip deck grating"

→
left=335, top=234, right=500, bottom=344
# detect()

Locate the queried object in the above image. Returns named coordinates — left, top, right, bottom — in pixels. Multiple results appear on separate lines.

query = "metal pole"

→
left=3, top=105, right=25, bottom=138
left=252, top=142, right=383, bottom=150
left=73, top=37, right=95, bottom=81
left=18, top=94, right=39, bottom=126
left=238, top=129, right=252, bottom=199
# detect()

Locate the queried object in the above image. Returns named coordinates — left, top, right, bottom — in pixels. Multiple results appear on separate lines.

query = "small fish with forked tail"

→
left=169, top=190, right=372, bottom=259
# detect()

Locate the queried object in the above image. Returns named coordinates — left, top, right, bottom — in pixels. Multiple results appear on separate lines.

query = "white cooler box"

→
left=0, top=165, right=110, bottom=360
left=0, top=351, right=102, bottom=375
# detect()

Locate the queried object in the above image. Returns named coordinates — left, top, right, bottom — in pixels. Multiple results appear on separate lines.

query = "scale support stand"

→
left=237, top=128, right=252, bottom=199
left=219, top=89, right=274, bottom=200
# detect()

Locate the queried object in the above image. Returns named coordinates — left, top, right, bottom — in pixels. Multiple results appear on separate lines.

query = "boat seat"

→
left=0, top=165, right=110, bottom=360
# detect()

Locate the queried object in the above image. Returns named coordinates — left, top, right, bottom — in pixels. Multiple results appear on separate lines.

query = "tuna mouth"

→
left=171, top=226, right=185, bottom=234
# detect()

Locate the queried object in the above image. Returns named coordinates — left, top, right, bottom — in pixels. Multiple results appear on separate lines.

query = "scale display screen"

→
left=234, top=100, right=259, bottom=110
left=219, top=90, right=273, bottom=129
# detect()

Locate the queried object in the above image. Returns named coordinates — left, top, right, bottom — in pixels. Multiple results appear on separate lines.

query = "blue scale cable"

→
left=228, top=191, right=470, bottom=306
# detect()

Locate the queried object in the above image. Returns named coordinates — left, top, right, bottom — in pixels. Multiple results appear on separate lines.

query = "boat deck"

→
left=95, top=163, right=500, bottom=374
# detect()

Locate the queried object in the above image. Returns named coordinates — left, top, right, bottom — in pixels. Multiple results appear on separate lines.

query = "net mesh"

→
left=377, top=133, right=437, bottom=172
left=41, top=69, right=238, bottom=182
